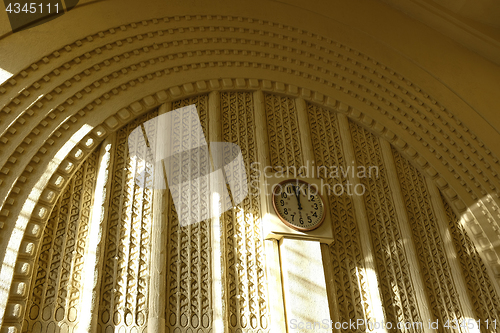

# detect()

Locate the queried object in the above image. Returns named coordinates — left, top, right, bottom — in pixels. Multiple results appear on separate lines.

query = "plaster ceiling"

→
left=427, top=0, right=500, bottom=28
left=379, top=0, right=500, bottom=66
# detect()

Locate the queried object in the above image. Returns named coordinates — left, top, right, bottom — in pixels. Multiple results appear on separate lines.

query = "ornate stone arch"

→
left=1, top=4, right=500, bottom=331
left=1, top=76, right=499, bottom=330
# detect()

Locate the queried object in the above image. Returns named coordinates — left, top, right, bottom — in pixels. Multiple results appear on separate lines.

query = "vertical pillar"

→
left=426, top=177, right=480, bottom=331
left=295, top=98, right=315, bottom=164
left=78, top=133, right=116, bottom=333
left=337, top=113, right=388, bottom=332
left=295, top=97, right=338, bottom=325
left=147, top=103, right=171, bottom=333
left=320, top=243, right=340, bottom=328
left=208, top=90, right=227, bottom=333
left=380, top=140, right=433, bottom=333
left=254, top=90, right=287, bottom=332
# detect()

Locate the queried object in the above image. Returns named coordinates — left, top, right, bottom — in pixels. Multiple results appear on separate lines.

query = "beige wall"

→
left=0, top=0, right=500, bottom=331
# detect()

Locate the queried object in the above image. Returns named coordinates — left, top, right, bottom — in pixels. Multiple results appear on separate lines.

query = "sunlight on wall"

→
left=0, top=68, right=12, bottom=85
left=363, top=267, right=389, bottom=333
left=0, top=124, right=93, bottom=323
left=78, top=141, right=112, bottom=333
left=463, top=195, right=500, bottom=292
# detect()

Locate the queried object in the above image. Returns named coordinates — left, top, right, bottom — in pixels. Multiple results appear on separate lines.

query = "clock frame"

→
left=271, top=179, right=326, bottom=232
left=263, top=176, right=334, bottom=244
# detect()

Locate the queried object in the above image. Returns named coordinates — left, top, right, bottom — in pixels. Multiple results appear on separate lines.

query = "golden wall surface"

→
left=14, top=93, right=500, bottom=332
left=1, top=0, right=500, bottom=332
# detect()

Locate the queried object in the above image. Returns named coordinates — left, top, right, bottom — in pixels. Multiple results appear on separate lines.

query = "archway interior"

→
left=16, top=92, right=500, bottom=333
left=0, top=3, right=500, bottom=332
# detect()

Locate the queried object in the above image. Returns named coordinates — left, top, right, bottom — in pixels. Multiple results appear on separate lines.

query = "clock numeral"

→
left=281, top=192, right=287, bottom=199
left=280, top=199, right=284, bottom=206
left=310, top=195, right=315, bottom=202
left=284, top=208, right=288, bottom=215
left=286, top=186, right=293, bottom=194
left=313, top=212, right=317, bottom=218
left=299, top=217, right=304, bottom=224
left=291, top=214, right=295, bottom=221
left=313, top=203, right=318, bottom=210
left=307, top=216, right=312, bottom=223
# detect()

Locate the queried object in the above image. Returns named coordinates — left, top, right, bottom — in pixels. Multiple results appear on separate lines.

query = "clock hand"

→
left=293, top=185, right=302, bottom=210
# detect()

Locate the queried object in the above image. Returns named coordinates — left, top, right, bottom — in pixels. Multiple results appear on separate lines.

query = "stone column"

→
left=426, top=177, right=481, bottom=331
left=78, top=133, right=116, bottom=333
left=337, top=113, right=388, bottom=332
left=380, top=139, right=433, bottom=333
left=147, top=103, right=171, bottom=333
left=208, top=90, right=227, bottom=333
left=254, top=90, right=287, bottom=332
left=294, top=97, right=338, bottom=327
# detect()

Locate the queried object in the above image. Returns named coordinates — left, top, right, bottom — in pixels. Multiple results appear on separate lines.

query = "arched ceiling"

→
left=383, top=0, right=500, bottom=29
left=0, top=0, right=500, bottom=329
left=427, top=0, right=500, bottom=27
left=377, top=0, right=500, bottom=65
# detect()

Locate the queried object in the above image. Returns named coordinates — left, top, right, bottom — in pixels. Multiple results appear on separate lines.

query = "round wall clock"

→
left=272, top=179, right=326, bottom=231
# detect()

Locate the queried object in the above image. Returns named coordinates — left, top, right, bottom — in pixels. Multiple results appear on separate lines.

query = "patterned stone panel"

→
left=221, top=92, right=270, bottom=332
left=23, top=149, right=99, bottom=333
left=350, top=121, right=423, bottom=332
left=392, top=147, right=465, bottom=332
left=264, top=94, right=303, bottom=172
left=442, top=194, right=500, bottom=332
left=307, top=104, right=373, bottom=329
left=172, top=95, right=209, bottom=140
left=98, top=112, right=155, bottom=332
left=165, top=95, right=213, bottom=332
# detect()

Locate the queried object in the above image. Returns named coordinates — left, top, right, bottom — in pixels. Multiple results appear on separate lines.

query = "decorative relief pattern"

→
left=264, top=94, right=303, bottom=172
left=11, top=90, right=500, bottom=333
left=473, top=196, right=500, bottom=246
left=171, top=96, right=209, bottom=139
left=392, top=147, right=465, bottom=332
left=23, top=148, right=99, bottom=333
left=307, top=103, right=373, bottom=329
left=350, top=121, right=423, bottom=332
left=164, top=95, right=213, bottom=332
left=98, top=112, right=155, bottom=332
left=0, top=48, right=498, bottom=326
left=1, top=15, right=498, bottom=218
left=221, top=92, right=269, bottom=332
left=2, top=16, right=500, bottom=331
left=442, top=194, right=500, bottom=331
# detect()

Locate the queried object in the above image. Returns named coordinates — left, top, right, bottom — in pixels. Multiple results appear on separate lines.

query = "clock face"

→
left=272, top=179, right=326, bottom=231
